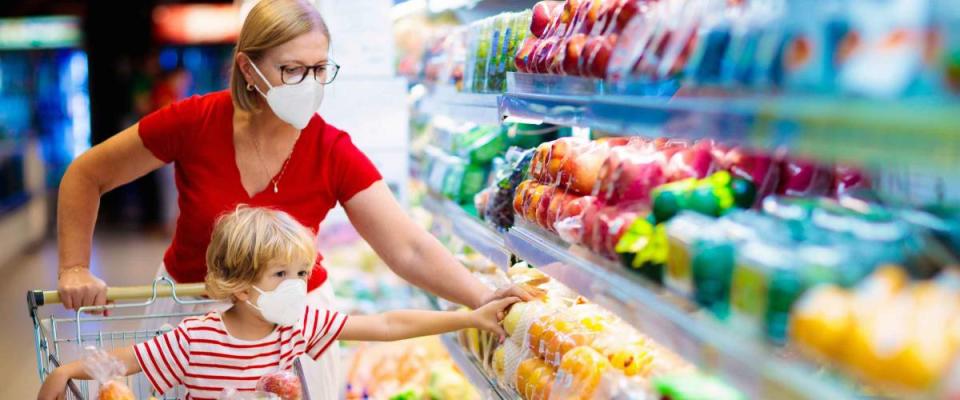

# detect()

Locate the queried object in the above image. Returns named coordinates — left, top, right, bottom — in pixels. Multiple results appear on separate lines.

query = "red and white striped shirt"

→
left=134, top=305, right=347, bottom=400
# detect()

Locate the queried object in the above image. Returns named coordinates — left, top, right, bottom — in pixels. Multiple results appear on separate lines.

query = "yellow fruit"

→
left=502, top=302, right=527, bottom=337
left=789, top=285, right=853, bottom=360
left=557, top=346, right=612, bottom=398
left=98, top=380, right=135, bottom=400
left=493, top=346, right=506, bottom=380
left=604, top=342, right=655, bottom=377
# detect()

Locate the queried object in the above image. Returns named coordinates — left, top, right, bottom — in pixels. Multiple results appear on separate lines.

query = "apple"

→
left=666, top=142, right=716, bottom=181
left=259, top=371, right=303, bottom=400
left=561, top=144, right=609, bottom=194
left=546, top=38, right=567, bottom=74
left=555, top=196, right=598, bottom=244
left=547, top=191, right=580, bottom=231
left=610, top=0, right=642, bottom=35
left=515, top=37, right=539, bottom=72
left=562, top=33, right=589, bottom=75
left=536, top=186, right=557, bottom=230
left=584, top=34, right=618, bottom=78
left=578, top=200, right=603, bottom=249
left=584, top=0, right=613, bottom=34
left=531, top=1, right=564, bottom=38
left=525, top=183, right=549, bottom=222
left=532, top=37, right=559, bottom=74
left=596, top=147, right=667, bottom=204
left=514, top=180, right=533, bottom=214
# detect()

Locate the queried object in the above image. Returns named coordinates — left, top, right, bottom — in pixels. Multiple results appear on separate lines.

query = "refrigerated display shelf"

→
left=423, top=195, right=861, bottom=400
left=422, top=193, right=512, bottom=269
left=439, top=333, right=520, bottom=400
left=419, top=86, right=501, bottom=126
left=417, top=73, right=960, bottom=171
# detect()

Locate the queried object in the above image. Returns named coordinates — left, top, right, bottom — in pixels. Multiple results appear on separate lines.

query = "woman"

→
left=56, top=0, right=529, bottom=397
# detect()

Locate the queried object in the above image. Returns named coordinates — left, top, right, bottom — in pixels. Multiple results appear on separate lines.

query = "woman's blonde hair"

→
left=205, top=205, right=317, bottom=300
left=230, top=0, right=330, bottom=112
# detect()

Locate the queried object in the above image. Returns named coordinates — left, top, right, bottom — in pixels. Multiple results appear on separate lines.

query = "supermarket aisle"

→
left=0, top=232, right=168, bottom=400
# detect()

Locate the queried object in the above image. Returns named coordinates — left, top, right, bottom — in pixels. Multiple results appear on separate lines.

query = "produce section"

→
left=404, top=0, right=960, bottom=398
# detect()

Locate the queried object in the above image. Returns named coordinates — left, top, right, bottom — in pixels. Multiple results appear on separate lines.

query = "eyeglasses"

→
left=279, top=61, right=340, bottom=85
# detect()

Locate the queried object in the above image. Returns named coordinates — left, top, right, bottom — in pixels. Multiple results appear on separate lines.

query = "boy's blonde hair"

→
left=231, top=0, right=330, bottom=112
left=205, top=205, right=317, bottom=300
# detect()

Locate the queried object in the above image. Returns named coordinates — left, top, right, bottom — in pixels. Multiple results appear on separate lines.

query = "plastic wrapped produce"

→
left=593, top=144, right=669, bottom=205
left=257, top=370, right=303, bottom=400
left=82, top=347, right=135, bottom=400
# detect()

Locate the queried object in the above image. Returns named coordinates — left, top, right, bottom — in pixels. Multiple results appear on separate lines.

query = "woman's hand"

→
left=470, top=296, right=521, bottom=337
left=479, top=284, right=536, bottom=310
left=36, top=368, right=69, bottom=400
left=57, top=267, right=107, bottom=311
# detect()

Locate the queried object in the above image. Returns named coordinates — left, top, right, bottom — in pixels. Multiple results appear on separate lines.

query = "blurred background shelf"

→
left=422, top=195, right=861, bottom=400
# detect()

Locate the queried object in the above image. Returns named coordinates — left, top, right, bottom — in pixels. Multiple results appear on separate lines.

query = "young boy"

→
left=38, top=206, right=518, bottom=399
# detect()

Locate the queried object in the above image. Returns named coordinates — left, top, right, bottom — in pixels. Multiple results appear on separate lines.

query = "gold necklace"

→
left=250, top=131, right=298, bottom=194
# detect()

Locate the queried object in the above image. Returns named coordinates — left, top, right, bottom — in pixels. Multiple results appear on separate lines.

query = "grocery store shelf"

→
left=422, top=193, right=513, bottom=270
left=422, top=195, right=861, bottom=400
left=439, top=333, right=519, bottom=400
left=419, top=86, right=502, bottom=126
left=464, top=72, right=960, bottom=171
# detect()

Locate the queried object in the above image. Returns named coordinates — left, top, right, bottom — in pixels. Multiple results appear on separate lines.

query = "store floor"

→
left=0, top=230, right=169, bottom=400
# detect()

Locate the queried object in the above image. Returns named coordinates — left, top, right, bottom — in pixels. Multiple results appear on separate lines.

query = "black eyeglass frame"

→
left=278, top=61, right=341, bottom=85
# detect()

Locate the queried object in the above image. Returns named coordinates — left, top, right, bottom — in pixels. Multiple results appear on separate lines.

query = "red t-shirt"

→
left=139, top=90, right=381, bottom=291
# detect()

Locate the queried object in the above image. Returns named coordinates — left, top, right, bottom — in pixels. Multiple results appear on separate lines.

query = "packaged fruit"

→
left=257, top=371, right=303, bottom=400
left=515, top=357, right=556, bottom=400
left=554, top=345, right=613, bottom=399
left=82, top=347, right=135, bottom=400
left=593, top=144, right=669, bottom=205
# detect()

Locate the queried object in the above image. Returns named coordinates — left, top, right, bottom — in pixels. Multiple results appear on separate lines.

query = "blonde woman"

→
left=40, top=206, right=519, bottom=400
left=55, top=0, right=530, bottom=397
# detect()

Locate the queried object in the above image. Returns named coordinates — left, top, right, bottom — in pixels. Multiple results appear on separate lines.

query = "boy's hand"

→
left=471, top=296, right=521, bottom=337
left=37, top=368, right=68, bottom=400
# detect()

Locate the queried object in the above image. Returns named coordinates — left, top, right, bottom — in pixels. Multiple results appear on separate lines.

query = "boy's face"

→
left=236, top=261, right=311, bottom=302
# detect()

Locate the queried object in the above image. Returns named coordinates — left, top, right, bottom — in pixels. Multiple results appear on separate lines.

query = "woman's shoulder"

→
left=172, top=90, right=232, bottom=115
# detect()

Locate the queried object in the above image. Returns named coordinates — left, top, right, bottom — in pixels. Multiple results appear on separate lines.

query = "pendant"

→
left=273, top=183, right=278, bottom=193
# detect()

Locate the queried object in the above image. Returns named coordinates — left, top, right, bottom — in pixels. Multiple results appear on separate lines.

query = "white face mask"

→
left=247, top=279, right=308, bottom=326
left=249, top=61, right=324, bottom=130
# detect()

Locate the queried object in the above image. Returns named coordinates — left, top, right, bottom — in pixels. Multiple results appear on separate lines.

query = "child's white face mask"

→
left=247, top=279, right=307, bottom=326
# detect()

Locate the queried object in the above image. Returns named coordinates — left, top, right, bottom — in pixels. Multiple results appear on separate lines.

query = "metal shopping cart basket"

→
left=28, top=277, right=214, bottom=399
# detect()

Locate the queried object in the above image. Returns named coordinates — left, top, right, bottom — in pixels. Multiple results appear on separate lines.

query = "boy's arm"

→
left=38, top=347, right=140, bottom=400
left=339, top=297, right=519, bottom=342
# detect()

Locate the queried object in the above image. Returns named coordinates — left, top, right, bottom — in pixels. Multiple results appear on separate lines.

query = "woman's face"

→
left=240, top=29, right=330, bottom=93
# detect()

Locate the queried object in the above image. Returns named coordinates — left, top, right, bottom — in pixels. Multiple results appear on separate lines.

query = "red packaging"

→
left=594, top=145, right=668, bottom=205
left=777, top=158, right=835, bottom=197
left=531, top=1, right=564, bottom=38
left=558, top=142, right=612, bottom=195
left=516, top=37, right=539, bottom=72
left=586, top=204, right=645, bottom=259
left=665, top=140, right=717, bottom=181
left=832, top=164, right=871, bottom=196
left=723, top=147, right=781, bottom=205
left=555, top=196, right=601, bottom=244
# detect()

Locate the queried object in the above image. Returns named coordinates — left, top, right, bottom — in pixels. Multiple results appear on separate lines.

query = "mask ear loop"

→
left=248, top=60, right=274, bottom=97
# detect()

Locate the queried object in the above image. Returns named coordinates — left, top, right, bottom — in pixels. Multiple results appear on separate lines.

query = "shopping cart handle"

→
left=30, top=283, right=207, bottom=307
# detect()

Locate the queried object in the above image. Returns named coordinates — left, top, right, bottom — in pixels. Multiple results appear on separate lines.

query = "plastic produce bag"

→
left=82, top=347, right=135, bottom=400
left=257, top=370, right=303, bottom=400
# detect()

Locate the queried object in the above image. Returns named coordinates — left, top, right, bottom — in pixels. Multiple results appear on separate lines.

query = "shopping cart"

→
left=28, top=277, right=213, bottom=399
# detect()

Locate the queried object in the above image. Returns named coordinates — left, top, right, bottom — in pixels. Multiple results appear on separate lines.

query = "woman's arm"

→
left=340, top=297, right=518, bottom=341
left=57, top=123, right=166, bottom=310
left=344, top=182, right=532, bottom=309
left=37, top=347, right=140, bottom=400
